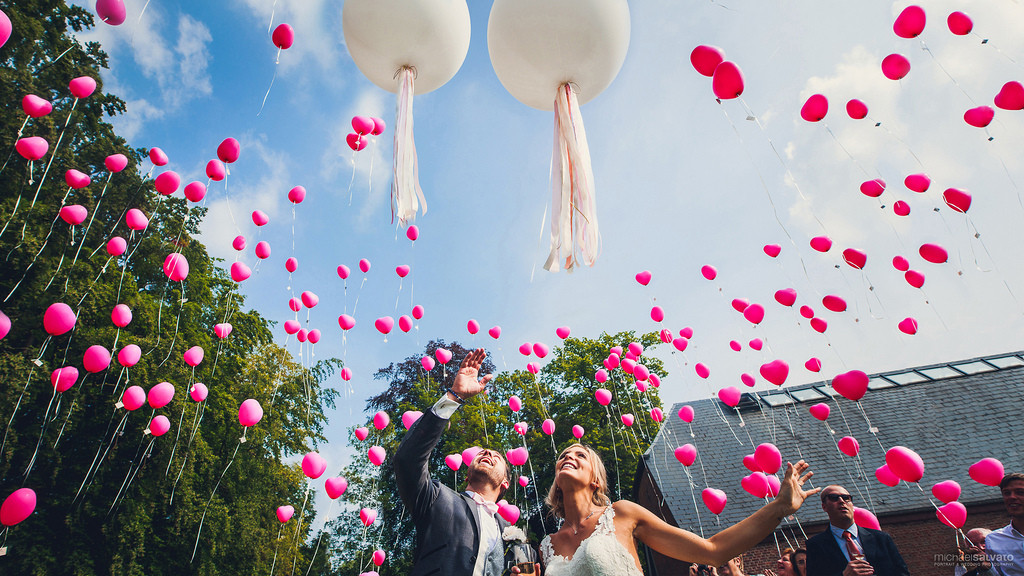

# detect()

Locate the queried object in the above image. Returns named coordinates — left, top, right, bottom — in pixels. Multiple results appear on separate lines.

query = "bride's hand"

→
left=773, top=460, right=820, bottom=516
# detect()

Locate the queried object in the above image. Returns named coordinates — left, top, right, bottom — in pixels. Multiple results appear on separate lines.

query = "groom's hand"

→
left=449, top=348, right=493, bottom=401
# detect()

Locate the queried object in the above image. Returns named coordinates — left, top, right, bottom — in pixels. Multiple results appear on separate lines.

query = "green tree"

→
left=324, top=332, right=665, bottom=575
left=0, top=3, right=337, bottom=574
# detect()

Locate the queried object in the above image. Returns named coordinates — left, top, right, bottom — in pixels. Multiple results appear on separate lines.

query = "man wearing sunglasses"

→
left=805, top=485, right=910, bottom=576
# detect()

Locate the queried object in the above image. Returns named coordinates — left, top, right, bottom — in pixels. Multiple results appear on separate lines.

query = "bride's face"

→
left=555, top=444, right=594, bottom=488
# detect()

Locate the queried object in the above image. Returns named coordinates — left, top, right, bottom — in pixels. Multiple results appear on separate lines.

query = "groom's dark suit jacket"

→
left=806, top=525, right=910, bottom=576
left=395, top=408, right=511, bottom=576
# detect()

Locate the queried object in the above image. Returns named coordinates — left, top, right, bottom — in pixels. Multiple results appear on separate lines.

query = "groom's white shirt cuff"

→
left=432, top=394, right=460, bottom=419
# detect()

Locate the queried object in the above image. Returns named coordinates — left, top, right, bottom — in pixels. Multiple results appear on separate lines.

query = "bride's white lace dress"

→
left=540, top=506, right=644, bottom=576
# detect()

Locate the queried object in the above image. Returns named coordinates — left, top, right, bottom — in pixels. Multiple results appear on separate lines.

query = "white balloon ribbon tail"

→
left=392, top=67, right=427, bottom=225
left=544, top=84, right=599, bottom=272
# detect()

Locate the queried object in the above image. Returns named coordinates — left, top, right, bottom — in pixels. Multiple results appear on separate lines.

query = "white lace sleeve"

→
left=541, top=534, right=555, bottom=564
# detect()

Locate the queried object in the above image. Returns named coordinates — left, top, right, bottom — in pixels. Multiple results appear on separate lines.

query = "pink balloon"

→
left=876, top=464, right=900, bottom=487
left=533, top=342, right=550, bottom=358
left=276, top=505, right=295, bottom=523
left=300, top=291, right=319, bottom=308
left=805, top=358, right=822, bottom=373
left=110, top=304, right=132, bottom=328
left=854, top=507, right=881, bottom=530
left=556, top=326, right=571, bottom=339
left=254, top=241, right=271, bottom=260
left=905, top=173, right=931, bottom=192
left=285, top=257, right=298, bottom=273
left=214, top=323, right=233, bottom=339
left=943, top=188, right=972, bottom=213
left=239, top=399, right=263, bottom=427
left=154, top=171, right=180, bottom=195
left=700, top=265, right=717, bottom=281
left=718, top=386, right=741, bottom=407
left=932, top=480, right=961, bottom=503
left=742, top=455, right=758, bottom=473
left=296, top=329, right=308, bottom=343
left=0, top=8, right=9, bottom=48
left=0, top=310, right=9, bottom=340
left=675, top=444, right=697, bottom=466
left=595, top=369, right=608, bottom=383
left=308, top=329, right=321, bottom=344
left=745, top=338, right=760, bottom=350
left=893, top=200, right=911, bottom=216
left=232, top=235, right=246, bottom=251
left=117, top=344, right=141, bottom=367
left=230, top=262, right=251, bottom=283
left=937, top=501, right=967, bottom=529
left=372, top=117, right=386, bottom=136
left=69, top=76, right=97, bottom=99
left=969, top=458, right=1005, bottom=486
left=206, top=159, right=226, bottom=181
left=754, top=443, right=782, bottom=474
left=148, top=414, right=170, bottom=436
left=51, top=366, right=79, bottom=392
left=906, top=269, right=926, bottom=288
left=401, top=411, right=422, bottom=429
left=183, top=181, right=207, bottom=203
left=508, top=395, right=523, bottom=412
left=43, top=303, right=76, bottom=336
left=396, top=265, right=411, bottom=278
left=659, top=329, right=673, bottom=344
left=846, top=99, right=868, bottom=120
left=800, top=305, right=814, bottom=319
left=373, top=411, right=390, bottom=430
left=412, top=305, right=424, bottom=320
left=964, top=106, right=995, bottom=128
left=190, top=383, right=208, bottom=402
left=634, top=270, right=653, bottom=286
left=284, top=320, right=300, bottom=335
left=696, top=363, right=710, bottom=379
left=763, top=244, right=781, bottom=258
left=759, top=360, right=789, bottom=386
left=712, top=61, right=744, bottom=99
left=105, top=153, right=128, bottom=173
left=506, top=447, right=529, bottom=466
left=302, top=452, right=328, bottom=479
left=518, top=476, right=530, bottom=487
left=572, top=425, right=584, bottom=439
left=837, top=436, right=860, bottom=457
left=947, top=11, right=973, bottom=35
left=498, top=502, right=521, bottom=524
left=272, top=23, right=294, bottom=50
left=287, top=185, right=306, bottom=203
left=22, top=94, right=53, bottom=118
left=121, top=385, right=146, bottom=410
left=1, top=488, right=37, bottom=526
left=359, top=258, right=371, bottom=273
left=886, top=446, right=925, bottom=482
left=149, top=147, right=169, bottom=166
left=774, top=288, right=797, bottom=307
left=743, top=303, right=765, bottom=325
left=398, top=315, right=413, bottom=333
left=822, top=295, right=847, bottom=313
left=810, top=236, right=832, bottom=252
left=406, top=225, right=418, bottom=241
left=83, top=345, right=111, bottom=373
left=994, top=81, right=1024, bottom=111
left=811, top=317, right=828, bottom=332
left=337, top=264, right=351, bottom=280
left=106, top=236, right=127, bottom=256
left=352, top=116, right=375, bottom=135
left=346, top=133, right=367, bottom=151
left=148, top=382, right=175, bottom=409
left=740, top=373, right=755, bottom=387
left=15, top=136, right=48, bottom=161
left=731, top=298, right=749, bottom=313
left=435, top=348, right=452, bottom=364
left=620, top=413, right=634, bottom=427
left=729, top=340, right=741, bottom=352
left=678, top=405, right=694, bottom=423
left=843, top=248, right=867, bottom=270
left=59, top=205, right=88, bottom=225
left=462, top=447, right=482, bottom=467
left=701, top=488, right=727, bottom=515
left=217, top=138, right=240, bottom=163
left=893, top=5, right=926, bottom=39
left=338, top=314, right=356, bottom=330
left=360, top=507, right=378, bottom=525
left=800, top=94, right=828, bottom=122
left=354, top=427, right=369, bottom=441
left=882, top=54, right=911, bottom=80
left=742, top=472, right=770, bottom=499
left=690, top=45, right=725, bottom=77
left=832, top=370, right=869, bottom=401
left=650, top=306, right=665, bottom=322
left=251, top=210, right=269, bottom=226
left=542, top=419, right=556, bottom=435
left=594, top=388, right=612, bottom=406
left=919, top=243, right=948, bottom=264
left=183, top=345, right=205, bottom=367
left=860, top=179, right=886, bottom=198
left=325, top=477, right=348, bottom=499
left=96, top=0, right=127, bottom=25
left=809, top=403, right=830, bottom=421
left=514, top=421, right=529, bottom=434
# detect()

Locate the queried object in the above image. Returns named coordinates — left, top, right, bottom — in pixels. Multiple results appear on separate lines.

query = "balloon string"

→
left=0, top=366, right=37, bottom=459
left=131, top=0, right=155, bottom=48
left=269, top=523, right=285, bottom=576
left=0, top=117, right=31, bottom=181
left=164, top=404, right=188, bottom=476
left=392, top=67, right=426, bottom=225
left=602, top=408, right=622, bottom=500
left=257, top=63, right=279, bottom=117
left=191, top=439, right=243, bottom=562
left=22, top=386, right=60, bottom=479
left=75, top=410, right=131, bottom=504
left=290, top=486, right=312, bottom=576
left=29, top=97, right=79, bottom=210
left=919, top=40, right=977, bottom=105
left=4, top=197, right=75, bottom=302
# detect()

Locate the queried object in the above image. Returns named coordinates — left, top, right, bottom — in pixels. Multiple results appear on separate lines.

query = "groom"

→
left=395, top=348, right=515, bottom=576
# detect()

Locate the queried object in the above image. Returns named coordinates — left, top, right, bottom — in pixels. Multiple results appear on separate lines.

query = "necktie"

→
left=843, top=531, right=864, bottom=561
left=469, top=492, right=499, bottom=515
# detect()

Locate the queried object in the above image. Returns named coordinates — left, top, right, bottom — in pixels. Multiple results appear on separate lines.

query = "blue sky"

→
left=73, top=0, right=1024, bottom=529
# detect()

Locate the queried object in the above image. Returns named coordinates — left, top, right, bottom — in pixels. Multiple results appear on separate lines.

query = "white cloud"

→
left=172, top=15, right=213, bottom=107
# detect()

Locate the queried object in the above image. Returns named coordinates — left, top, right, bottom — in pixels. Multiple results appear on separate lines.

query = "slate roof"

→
left=640, top=351, right=1024, bottom=533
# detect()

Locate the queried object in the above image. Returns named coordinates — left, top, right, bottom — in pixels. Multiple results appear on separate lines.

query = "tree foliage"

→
left=325, top=332, right=665, bottom=575
left=0, top=3, right=337, bottom=574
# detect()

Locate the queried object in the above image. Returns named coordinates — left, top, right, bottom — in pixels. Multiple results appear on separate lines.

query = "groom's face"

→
left=469, top=449, right=509, bottom=489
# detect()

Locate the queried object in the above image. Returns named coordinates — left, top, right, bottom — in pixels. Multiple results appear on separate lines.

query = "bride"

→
left=539, top=443, right=819, bottom=576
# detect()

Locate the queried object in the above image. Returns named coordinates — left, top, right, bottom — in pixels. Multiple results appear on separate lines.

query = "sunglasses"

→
left=826, top=494, right=853, bottom=502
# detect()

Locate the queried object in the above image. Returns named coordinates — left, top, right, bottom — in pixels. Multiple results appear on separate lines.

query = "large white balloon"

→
left=487, top=0, right=631, bottom=111
left=343, top=0, right=471, bottom=95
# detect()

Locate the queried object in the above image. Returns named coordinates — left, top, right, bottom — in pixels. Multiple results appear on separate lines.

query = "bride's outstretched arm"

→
left=623, top=460, right=819, bottom=566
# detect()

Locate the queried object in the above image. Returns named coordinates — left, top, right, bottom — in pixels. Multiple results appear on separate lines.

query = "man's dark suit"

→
left=805, top=525, right=911, bottom=576
left=394, top=408, right=511, bottom=576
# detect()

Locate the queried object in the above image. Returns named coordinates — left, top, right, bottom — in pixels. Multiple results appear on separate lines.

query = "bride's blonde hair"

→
left=545, top=443, right=611, bottom=519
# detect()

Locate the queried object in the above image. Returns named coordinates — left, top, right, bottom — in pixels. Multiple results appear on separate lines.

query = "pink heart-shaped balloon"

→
left=445, top=454, right=462, bottom=471
left=533, top=342, right=550, bottom=358
left=498, top=502, right=521, bottom=524
left=876, top=464, right=900, bottom=487
left=774, top=288, right=797, bottom=307
left=16, top=136, right=49, bottom=161
left=65, top=169, right=91, bottom=189
left=513, top=422, right=528, bottom=435
left=674, top=444, right=697, bottom=466
left=919, top=243, right=948, bottom=264
left=276, top=505, right=295, bottom=523
left=672, top=337, right=688, bottom=352
left=373, top=411, right=390, bottom=430
left=22, top=94, right=53, bottom=118
left=420, top=356, right=435, bottom=371
left=822, top=295, right=847, bottom=313
left=943, top=188, right=972, bottom=213
left=690, top=45, right=725, bottom=77
left=832, top=370, right=869, bottom=401
left=759, top=360, right=789, bottom=386
left=742, top=454, right=759, bottom=472
left=810, top=236, right=832, bottom=252
left=677, top=406, right=694, bottom=423
left=594, top=388, right=612, bottom=406
left=748, top=338, right=763, bottom=351
left=402, top=410, right=423, bottom=430
left=936, top=502, right=967, bottom=529
left=741, top=472, right=770, bottom=499
left=555, top=326, right=571, bottom=339
left=620, top=414, right=635, bottom=427
left=354, top=427, right=369, bottom=441
left=488, top=326, right=501, bottom=339
left=805, top=357, right=822, bottom=373
left=898, top=317, right=918, bottom=335
left=368, top=446, right=386, bottom=467
left=905, top=270, right=926, bottom=288
left=338, top=314, right=356, bottom=330
left=964, top=106, right=995, bottom=128
left=395, top=265, right=410, bottom=278
left=466, top=319, right=479, bottom=334
left=506, top=447, right=529, bottom=466
left=542, top=419, right=556, bottom=435
left=572, top=425, right=584, bottom=439
left=325, top=477, right=348, bottom=499
left=743, top=303, right=765, bottom=325
left=718, top=386, right=741, bottom=407
left=374, top=316, right=394, bottom=335
left=838, top=436, right=860, bottom=457
left=740, top=373, right=755, bottom=387
left=763, top=244, right=781, bottom=258
left=885, top=445, right=925, bottom=483
left=931, top=480, right=961, bottom=504
left=995, top=81, right=1024, bottom=111
left=696, top=363, right=710, bottom=379
left=508, top=396, right=523, bottom=412
left=635, top=270, right=652, bottom=286
left=230, top=262, right=251, bottom=283
left=701, top=488, right=727, bottom=514
left=754, top=443, right=782, bottom=474
left=399, top=315, right=413, bottom=332
left=60, top=205, right=88, bottom=225
left=808, top=403, right=830, bottom=421
left=712, top=61, right=744, bottom=99
left=435, top=348, right=452, bottom=364
left=969, top=458, right=1005, bottom=486
left=360, top=508, right=378, bottom=526
left=854, top=507, right=881, bottom=530
left=462, top=446, right=482, bottom=467
left=518, top=476, right=529, bottom=487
